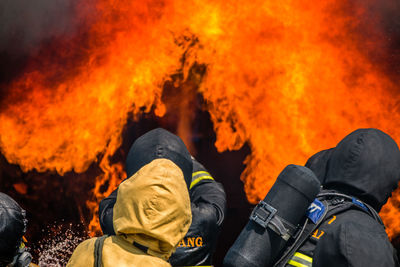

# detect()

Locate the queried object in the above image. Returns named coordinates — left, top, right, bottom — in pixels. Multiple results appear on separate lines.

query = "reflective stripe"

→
left=287, top=260, right=310, bottom=267
left=287, top=252, right=312, bottom=267
left=190, top=171, right=214, bottom=189
left=190, top=176, right=214, bottom=189
left=192, top=171, right=211, bottom=178
left=294, top=252, right=312, bottom=262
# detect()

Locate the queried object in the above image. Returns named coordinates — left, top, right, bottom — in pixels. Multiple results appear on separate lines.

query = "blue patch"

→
left=352, top=197, right=368, bottom=211
left=307, top=199, right=326, bottom=224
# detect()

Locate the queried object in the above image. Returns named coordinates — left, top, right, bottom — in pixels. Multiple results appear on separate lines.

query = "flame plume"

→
left=1, top=0, right=400, bottom=238
left=188, top=0, right=400, bottom=237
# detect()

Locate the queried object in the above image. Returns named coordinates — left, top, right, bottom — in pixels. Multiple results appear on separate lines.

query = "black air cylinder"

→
left=223, top=164, right=321, bottom=267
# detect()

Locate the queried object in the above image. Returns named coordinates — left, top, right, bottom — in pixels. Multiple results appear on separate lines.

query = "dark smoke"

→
left=0, top=0, right=98, bottom=111
left=0, top=0, right=94, bottom=83
left=329, top=0, right=400, bottom=84
left=0, top=0, right=81, bottom=54
left=355, top=0, right=400, bottom=81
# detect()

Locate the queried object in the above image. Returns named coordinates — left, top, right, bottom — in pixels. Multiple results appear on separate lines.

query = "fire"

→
left=86, top=136, right=126, bottom=236
left=1, top=0, right=400, bottom=238
left=0, top=0, right=188, bottom=234
left=190, top=0, right=400, bottom=237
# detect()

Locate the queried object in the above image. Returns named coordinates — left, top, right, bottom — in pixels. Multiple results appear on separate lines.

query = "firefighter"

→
left=99, top=143, right=227, bottom=265
left=304, top=148, right=334, bottom=184
left=0, top=192, right=36, bottom=267
left=274, top=128, right=400, bottom=267
left=224, top=128, right=400, bottom=267
left=67, top=128, right=192, bottom=267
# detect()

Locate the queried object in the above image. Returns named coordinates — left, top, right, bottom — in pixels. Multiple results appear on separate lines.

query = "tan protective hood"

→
left=113, top=158, right=192, bottom=260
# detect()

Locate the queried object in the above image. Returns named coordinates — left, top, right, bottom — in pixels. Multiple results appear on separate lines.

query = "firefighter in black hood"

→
left=98, top=128, right=226, bottom=267
left=304, top=148, right=334, bottom=184
left=0, top=192, right=35, bottom=267
left=275, top=128, right=400, bottom=267
left=224, top=128, right=400, bottom=267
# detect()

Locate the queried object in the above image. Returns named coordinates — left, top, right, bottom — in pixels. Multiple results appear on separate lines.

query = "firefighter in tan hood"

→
left=67, top=128, right=193, bottom=267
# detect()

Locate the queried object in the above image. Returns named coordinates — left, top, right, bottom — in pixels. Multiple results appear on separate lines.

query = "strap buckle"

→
left=250, top=200, right=298, bottom=241
left=250, top=200, right=277, bottom=229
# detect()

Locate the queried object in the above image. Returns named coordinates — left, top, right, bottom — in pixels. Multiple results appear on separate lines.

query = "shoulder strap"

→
left=317, top=191, right=384, bottom=225
left=273, top=198, right=329, bottom=267
left=94, top=235, right=108, bottom=267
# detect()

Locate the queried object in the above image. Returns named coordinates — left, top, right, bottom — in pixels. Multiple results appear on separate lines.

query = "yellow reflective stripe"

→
left=287, top=260, right=310, bottom=267
left=287, top=252, right=313, bottom=267
left=192, top=171, right=210, bottom=177
left=294, top=252, right=312, bottom=263
left=190, top=176, right=214, bottom=189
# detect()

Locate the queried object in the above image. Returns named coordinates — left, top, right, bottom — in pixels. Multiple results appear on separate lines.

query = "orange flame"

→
left=1, top=0, right=400, bottom=238
left=188, top=0, right=400, bottom=237
left=0, top=0, right=186, bottom=234
left=86, top=136, right=126, bottom=236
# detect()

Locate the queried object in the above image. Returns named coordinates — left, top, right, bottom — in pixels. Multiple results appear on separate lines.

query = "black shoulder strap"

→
left=94, top=235, right=108, bottom=267
left=317, top=192, right=384, bottom=226
left=273, top=199, right=329, bottom=267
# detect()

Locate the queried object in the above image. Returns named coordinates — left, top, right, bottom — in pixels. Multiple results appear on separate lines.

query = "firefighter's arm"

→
left=190, top=157, right=226, bottom=226
left=169, top=158, right=226, bottom=267
left=98, top=189, right=118, bottom=235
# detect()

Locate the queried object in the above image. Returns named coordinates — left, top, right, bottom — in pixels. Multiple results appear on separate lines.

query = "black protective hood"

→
left=305, top=148, right=335, bottom=184
left=325, top=128, right=400, bottom=212
left=0, top=193, right=26, bottom=263
left=125, top=128, right=193, bottom=189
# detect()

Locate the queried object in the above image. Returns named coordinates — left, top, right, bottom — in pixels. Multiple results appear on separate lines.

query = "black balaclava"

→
left=324, top=128, right=400, bottom=212
left=0, top=193, right=27, bottom=265
left=125, top=128, right=193, bottom=189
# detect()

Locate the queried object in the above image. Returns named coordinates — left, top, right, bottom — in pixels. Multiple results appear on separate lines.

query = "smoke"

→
left=0, top=0, right=81, bottom=53
left=338, top=0, right=400, bottom=82
left=364, top=0, right=400, bottom=81
left=0, top=0, right=93, bottom=83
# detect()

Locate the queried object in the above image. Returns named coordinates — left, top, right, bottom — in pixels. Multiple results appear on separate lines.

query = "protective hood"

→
left=125, top=128, right=193, bottom=189
left=305, top=148, right=335, bottom=184
left=0, top=193, right=26, bottom=263
left=113, top=158, right=192, bottom=260
left=325, top=128, right=400, bottom=211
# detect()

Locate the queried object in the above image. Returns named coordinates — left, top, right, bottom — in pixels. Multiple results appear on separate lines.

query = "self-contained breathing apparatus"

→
left=223, top=164, right=321, bottom=267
